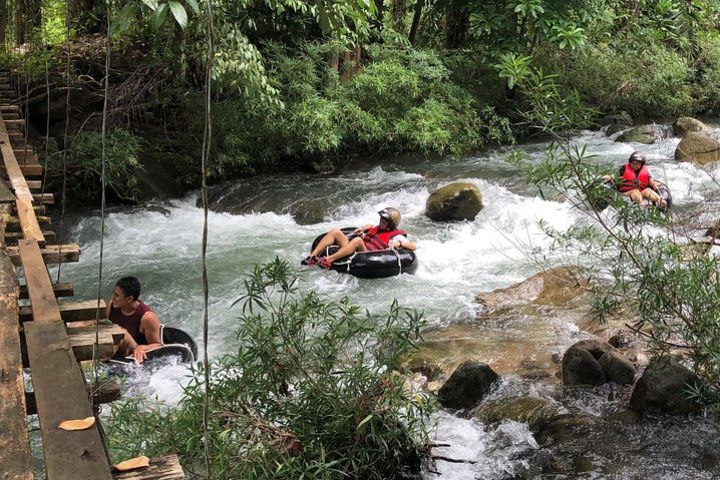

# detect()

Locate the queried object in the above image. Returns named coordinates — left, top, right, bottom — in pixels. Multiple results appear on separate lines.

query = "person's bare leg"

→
left=641, top=188, right=661, bottom=204
left=325, top=237, right=367, bottom=263
left=311, top=229, right=350, bottom=257
left=622, top=189, right=643, bottom=205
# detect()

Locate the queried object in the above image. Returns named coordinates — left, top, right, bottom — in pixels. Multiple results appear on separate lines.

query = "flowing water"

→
left=56, top=128, right=720, bottom=478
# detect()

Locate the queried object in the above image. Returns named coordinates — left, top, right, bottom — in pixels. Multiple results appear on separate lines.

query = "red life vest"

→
left=362, top=226, right=407, bottom=251
left=618, top=164, right=650, bottom=192
left=109, top=300, right=152, bottom=345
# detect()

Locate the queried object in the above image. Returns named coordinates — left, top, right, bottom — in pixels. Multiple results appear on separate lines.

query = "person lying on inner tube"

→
left=302, top=207, right=417, bottom=269
left=107, top=276, right=162, bottom=364
left=603, top=151, right=667, bottom=209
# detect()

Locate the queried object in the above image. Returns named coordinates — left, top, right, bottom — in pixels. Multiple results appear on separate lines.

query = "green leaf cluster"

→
left=107, top=259, right=433, bottom=479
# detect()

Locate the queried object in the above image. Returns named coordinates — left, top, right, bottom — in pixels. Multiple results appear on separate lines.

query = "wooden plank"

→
left=113, top=455, right=185, bottom=480
left=1, top=164, right=44, bottom=177
left=67, top=322, right=124, bottom=343
left=20, top=299, right=105, bottom=322
left=33, top=192, right=54, bottom=205
left=10, top=242, right=80, bottom=266
left=0, top=242, right=33, bottom=479
left=24, top=320, right=114, bottom=480
left=6, top=215, right=50, bottom=232
left=26, top=379, right=121, bottom=416
left=67, top=329, right=118, bottom=361
left=16, top=197, right=46, bottom=246
left=19, top=281, right=73, bottom=299
left=6, top=229, right=55, bottom=244
left=0, top=113, right=33, bottom=200
left=17, top=239, right=62, bottom=323
left=27, top=180, right=41, bottom=189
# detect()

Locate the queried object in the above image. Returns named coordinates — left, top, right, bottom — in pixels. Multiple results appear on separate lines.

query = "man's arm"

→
left=390, top=237, right=417, bottom=251
left=134, top=311, right=162, bottom=364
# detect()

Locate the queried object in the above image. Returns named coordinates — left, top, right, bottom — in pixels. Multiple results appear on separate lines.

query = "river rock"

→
left=437, top=360, right=499, bottom=409
left=475, top=267, right=587, bottom=310
left=672, top=116, right=707, bottom=137
left=675, top=131, right=720, bottom=165
left=616, top=124, right=669, bottom=144
left=473, top=396, right=563, bottom=431
left=630, top=356, right=702, bottom=415
left=562, top=346, right=606, bottom=386
left=599, top=351, right=635, bottom=385
left=570, top=338, right=615, bottom=361
left=601, top=112, right=633, bottom=136
left=425, top=182, right=483, bottom=222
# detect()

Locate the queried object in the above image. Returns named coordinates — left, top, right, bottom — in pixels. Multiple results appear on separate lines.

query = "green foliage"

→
left=540, top=43, right=695, bottom=119
left=54, top=129, right=143, bottom=202
left=107, top=259, right=433, bottom=479
left=514, top=107, right=720, bottom=407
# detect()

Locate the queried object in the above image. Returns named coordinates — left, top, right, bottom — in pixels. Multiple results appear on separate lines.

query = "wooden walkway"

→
left=0, top=69, right=184, bottom=479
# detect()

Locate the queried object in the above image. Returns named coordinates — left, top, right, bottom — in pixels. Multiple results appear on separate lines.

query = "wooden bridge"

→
left=0, top=68, right=184, bottom=479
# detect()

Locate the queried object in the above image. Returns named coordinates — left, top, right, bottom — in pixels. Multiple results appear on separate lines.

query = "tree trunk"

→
left=376, top=0, right=385, bottom=25
left=16, top=0, right=42, bottom=45
left=0, top=0, right=6, bottom=52
left=445, top=2, right=468, bottom=49
left=408, top=0, right=423, bottom=46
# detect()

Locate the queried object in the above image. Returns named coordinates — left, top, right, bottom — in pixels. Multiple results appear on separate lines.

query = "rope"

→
left=86, top=1, right=113, bottom=468
left=55, top=10, right=71, bottom=283
left=92, top=0, right=111, bottom=408
left=43, top=58, right=49, bottom=184
left=392, top=248, right=402, bottom=275
left=201, top=0, right=216, bottom=476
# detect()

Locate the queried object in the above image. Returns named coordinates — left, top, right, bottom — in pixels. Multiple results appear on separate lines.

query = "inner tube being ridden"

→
left=105, top=325, right=197, bottom=373
left=311, top=227, right=418, bottom=279
left=590, top=179, right=673, bottom=213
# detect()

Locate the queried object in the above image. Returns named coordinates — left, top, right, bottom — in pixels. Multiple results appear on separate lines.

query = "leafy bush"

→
left=541, top=43, right=695, bottom=119
left=107, top=259, right=433, bottom=479
left=694, top=33, right=720, bottom=115
left=54, top=128, right=143, bottom=202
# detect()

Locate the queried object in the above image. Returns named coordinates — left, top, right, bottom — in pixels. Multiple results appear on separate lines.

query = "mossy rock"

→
left=672, top=116, right=707, bottom=137
left=425, top=182, right=483, bottom=222
left=630, top=356, right=702, bottom=415
left=675, top=131, right=720, bottom=165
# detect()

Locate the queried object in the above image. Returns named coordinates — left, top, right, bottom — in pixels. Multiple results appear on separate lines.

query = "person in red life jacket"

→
left=605, top=151, right=666, bottom=208
left=106, top=276, right=162, bottom=364
left=302, top=207, right=417, bottom=269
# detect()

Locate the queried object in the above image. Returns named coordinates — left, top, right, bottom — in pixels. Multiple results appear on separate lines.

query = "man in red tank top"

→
left=107, top=276, right=162, bottom=364
left=302, top=207, right=417, bottom=269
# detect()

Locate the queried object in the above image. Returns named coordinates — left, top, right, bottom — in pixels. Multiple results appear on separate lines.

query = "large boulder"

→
left=601, top=112, right=633, bottom=136
left=672, top=116, right=707, bottom=137
left=599, top=351, right=635, bottom=385
left=475, top=267, right=587, bottom=310
left=425, top=182, right=483, bottom=222
left=675, top=131, right=720, bottom=165
left=630, top=356, right=702, bottom=415
left=474, top=396, right=563, bottom=431
left=616, top=124, right=669, bottom=144
left=437, top=360, right=499, bottom=409
left=562, top=346, right=606, bottom=386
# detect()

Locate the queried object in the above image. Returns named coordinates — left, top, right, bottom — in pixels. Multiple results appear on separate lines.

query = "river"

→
left=56, top=128, right=720, bottom=479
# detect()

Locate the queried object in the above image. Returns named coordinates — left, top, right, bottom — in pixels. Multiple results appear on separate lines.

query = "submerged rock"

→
left=616, top=124, right=669, bottom=144
left=562, top=346, right=606, bottom=386
left=437, top=360, right=499, bottom=409
left=475, top=267, right=587, bottom=310
left=630, top=356, right=702, bottom=415
left=675, top=131, right=720, bottom=165
left=672, top=116, right=707, bottom=137
left=425, top=182, right=483, bottom=222
left=473, top=396, right=563, bottom=431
